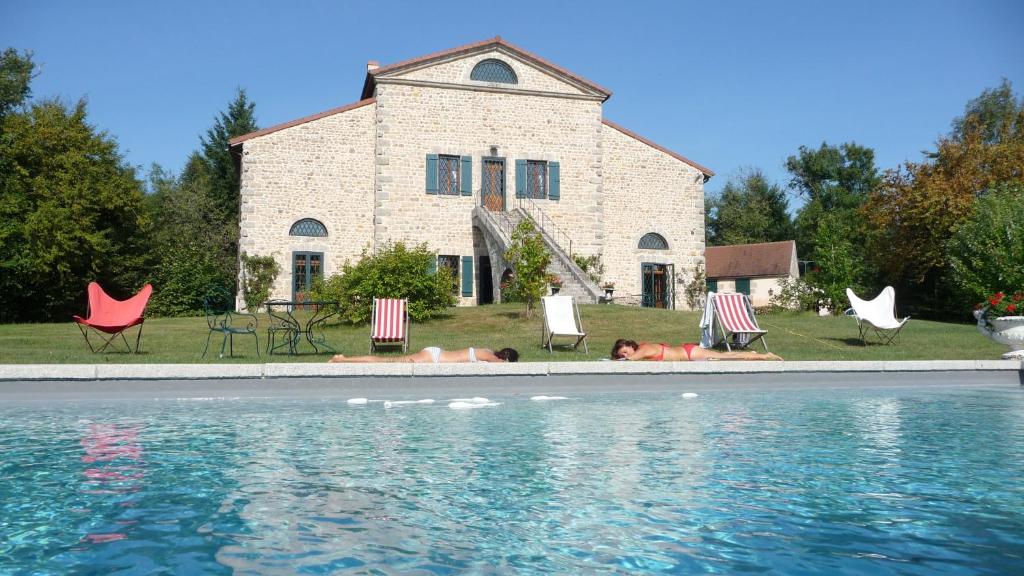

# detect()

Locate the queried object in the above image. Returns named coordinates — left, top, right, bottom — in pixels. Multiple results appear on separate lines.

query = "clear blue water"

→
left=2, top=386, right=1024, bottom=575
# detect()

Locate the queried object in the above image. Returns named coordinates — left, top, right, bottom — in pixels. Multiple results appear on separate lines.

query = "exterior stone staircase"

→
left=472, top=204, right=603, bottom=304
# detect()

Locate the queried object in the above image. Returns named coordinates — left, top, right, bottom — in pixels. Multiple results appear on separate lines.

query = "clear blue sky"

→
left=3, top=0, right=1022, bottom=201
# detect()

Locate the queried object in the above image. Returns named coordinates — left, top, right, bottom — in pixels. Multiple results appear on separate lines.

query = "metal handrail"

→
left=516, top=197, right=573, bottom=258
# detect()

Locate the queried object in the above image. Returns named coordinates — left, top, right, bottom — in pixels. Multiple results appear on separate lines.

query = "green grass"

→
left=0, top=303, right=1005, bottom=364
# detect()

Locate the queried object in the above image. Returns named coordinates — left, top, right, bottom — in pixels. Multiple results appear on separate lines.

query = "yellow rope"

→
left=762, top=320, right=847, bottom=351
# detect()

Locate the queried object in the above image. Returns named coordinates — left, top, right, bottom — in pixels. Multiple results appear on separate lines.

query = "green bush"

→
left=947, top=182, right=1024, bottom=306
left=503, top=220, right=551, bottom=318
left=240, top=253, right=280, bottom=312
left=311, top=242, right=456, bottom=324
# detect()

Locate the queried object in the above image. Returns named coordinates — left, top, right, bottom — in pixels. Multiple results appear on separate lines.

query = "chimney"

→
left=367, top=60, right=379, bottom=73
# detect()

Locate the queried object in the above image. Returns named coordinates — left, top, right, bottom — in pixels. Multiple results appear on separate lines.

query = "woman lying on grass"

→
left=611, top=339, right=782, bottom=361
left=330, top=347, right=519, bottom=364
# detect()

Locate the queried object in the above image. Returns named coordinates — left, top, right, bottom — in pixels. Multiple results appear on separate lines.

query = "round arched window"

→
left=289, top=218, right=327, bottom=237
left=470, top=59, right=518, bottom=84
left=638, top=232, right=668, bottom=250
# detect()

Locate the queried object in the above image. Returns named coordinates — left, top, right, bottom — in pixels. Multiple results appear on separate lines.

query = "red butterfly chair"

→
left=73, top=282, right=153, bottom=353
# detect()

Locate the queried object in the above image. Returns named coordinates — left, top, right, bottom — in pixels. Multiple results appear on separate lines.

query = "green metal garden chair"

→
left=202, top=287, right=259, bottom=358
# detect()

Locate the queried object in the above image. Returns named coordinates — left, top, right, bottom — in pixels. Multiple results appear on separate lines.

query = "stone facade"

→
left=232, top=38, right=712, bottom=309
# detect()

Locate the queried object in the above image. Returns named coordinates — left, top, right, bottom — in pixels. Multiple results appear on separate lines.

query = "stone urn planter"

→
left=975, top=310, right=1024, bottom=359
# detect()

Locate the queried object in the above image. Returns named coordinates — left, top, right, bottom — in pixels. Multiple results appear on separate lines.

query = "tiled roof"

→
left=602, top=119, right=714, bottom=177
left=228, top=98, right=376, bottom=146
left=706, top=240, right=797, bottom=279
left=361, top=36, right=612, bottom=100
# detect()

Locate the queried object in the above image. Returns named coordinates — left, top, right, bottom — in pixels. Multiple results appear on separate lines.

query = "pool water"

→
left=2, top=386, right=1023, bottom=574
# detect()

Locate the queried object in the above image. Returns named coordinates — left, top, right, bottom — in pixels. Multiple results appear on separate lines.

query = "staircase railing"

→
left=516, top=197, right=573, bottom=258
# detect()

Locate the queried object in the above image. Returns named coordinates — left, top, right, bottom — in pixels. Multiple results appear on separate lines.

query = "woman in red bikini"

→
left=611, top=339, right=782, bottom=361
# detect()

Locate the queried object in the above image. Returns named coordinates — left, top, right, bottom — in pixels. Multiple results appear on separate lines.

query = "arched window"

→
left=638, top=232, right=668, bottom=250
left=470, top=59, right=518, bottom=84
left=289, top=218, right=327, bottom=237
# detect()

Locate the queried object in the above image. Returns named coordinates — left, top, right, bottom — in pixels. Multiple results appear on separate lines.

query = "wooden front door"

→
left=481, top=157, right=505, bottom=211
left=292, top=252, right=323, bottom=303
left=642, top=263, right=674, bottom=309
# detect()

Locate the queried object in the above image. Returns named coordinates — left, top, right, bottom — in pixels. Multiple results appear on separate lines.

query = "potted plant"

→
left=547, top=274, right=563, bottom=294
left=973, top=290, right=1024, bottom=359
left=602, top=281, right=615, bottom=299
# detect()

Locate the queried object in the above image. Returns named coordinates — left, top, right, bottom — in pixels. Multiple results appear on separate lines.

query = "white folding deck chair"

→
left=370, top=298, right=409, bottom=353
left=845, top=286, right=910, bottom=345
left=709, top=292, right=768, bottom=351
left=540, top=295, right=588, bottom=354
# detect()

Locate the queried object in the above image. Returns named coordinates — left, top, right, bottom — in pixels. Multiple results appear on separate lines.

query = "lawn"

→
left=0, top=303, right=1005, bottom=364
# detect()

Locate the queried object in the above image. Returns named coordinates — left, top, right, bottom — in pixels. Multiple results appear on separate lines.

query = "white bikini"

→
left=422, top=347, right=478, bottom=363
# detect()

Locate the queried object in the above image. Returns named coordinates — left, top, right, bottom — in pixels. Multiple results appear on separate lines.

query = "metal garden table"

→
left=264, top=300, right=340, bottom=355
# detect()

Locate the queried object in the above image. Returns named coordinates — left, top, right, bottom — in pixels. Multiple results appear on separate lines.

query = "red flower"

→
left=1009, top=304, right=1018, bottom=313
left=992, top=292, right=1005, bottom=304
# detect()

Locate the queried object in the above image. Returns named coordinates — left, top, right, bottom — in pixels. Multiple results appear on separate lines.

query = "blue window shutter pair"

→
left=548, top=161, right=560, bottom=201
left=425, top=154, right=438, bottom=194
left=461, top=256, right=474, bottom=296
left=460, top=156, right=472, bottom=196
left=515, top=160, right=526, bottom=198
left=514, top=160, right=560, bottom=200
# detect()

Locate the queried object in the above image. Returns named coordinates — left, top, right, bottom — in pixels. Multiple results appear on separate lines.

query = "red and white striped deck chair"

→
left=370, top=298, right=409, bottom=353
left=709, top=292, right=768, bottom=352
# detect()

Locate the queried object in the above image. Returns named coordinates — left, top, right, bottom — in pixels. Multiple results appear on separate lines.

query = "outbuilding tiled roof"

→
left=705, top=240, right=797, bottom=279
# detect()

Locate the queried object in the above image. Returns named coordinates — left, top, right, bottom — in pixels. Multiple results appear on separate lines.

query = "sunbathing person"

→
left=330, top=347, right=519, bottom=364
left=611, top=339, right=782, bottom=361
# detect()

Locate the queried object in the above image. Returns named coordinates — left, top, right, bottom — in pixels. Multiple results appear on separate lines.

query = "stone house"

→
left=230, top=37, right=713, bottom=309
left=705, top=240, right=799, bottom=307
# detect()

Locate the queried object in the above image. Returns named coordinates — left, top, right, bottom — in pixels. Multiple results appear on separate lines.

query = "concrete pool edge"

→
left=0, top=359, right=1020, bottom=381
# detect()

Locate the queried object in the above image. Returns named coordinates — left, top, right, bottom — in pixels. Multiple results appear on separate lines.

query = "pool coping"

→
left=0, top=359, right=1020, bottom=381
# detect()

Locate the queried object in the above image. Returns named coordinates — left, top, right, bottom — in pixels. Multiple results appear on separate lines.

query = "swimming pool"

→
left=3, top=384, right=1023, bottom=574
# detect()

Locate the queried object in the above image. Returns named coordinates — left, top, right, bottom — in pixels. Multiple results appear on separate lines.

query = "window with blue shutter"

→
left=425, top=154, right=438, bottom=194
left=526, top=161, right=547, bottom=199
left=515, top=160, right=526, bottom=198
left=438, top=155, right=460, bottom=195
left=461, top=256, right=474, bottom=297
left=460, top=156, right=472, bottom=196
left=548, top=161, right=560, bottom=201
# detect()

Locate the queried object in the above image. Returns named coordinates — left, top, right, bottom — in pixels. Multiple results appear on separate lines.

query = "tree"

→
left=200, top=88, right=257, bottom=223
left=504, top=220, right=551, bottom=318
left=807, top=213, right=863, bottom=314
left=0, top=48, right=35, bottom=119
left=786, top=142, right=880, bottom=256
left=0, top=98, right=148, bottom=321
left=863, top=80, right=1024, bottom=311
left=706, top=168, right=793, bottom=246
left=144, top=160, right=237, bottom=316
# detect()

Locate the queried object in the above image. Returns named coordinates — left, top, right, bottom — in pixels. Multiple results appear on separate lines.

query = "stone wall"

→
left=393, top=51, right=590, bottom=96
left=373, top=79, right=604, bottom=305
left=601, top=123, right=706, bottom=309
left=237, top=102, right=376, bottom=302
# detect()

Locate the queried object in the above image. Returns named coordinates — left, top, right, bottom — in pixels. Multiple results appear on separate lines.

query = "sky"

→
left=3, top=0, right=1022, bottom=202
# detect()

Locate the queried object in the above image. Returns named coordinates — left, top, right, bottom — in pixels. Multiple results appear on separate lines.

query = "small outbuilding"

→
left=705, top=240, right=799, bottom=307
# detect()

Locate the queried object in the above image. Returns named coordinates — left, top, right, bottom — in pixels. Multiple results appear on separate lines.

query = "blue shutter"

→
left=425, top=154, right=438, bottom=194
left=460, top=155, right=472, bottom=196
left=461, top=256, right=474, bottom=297
left=736, top=278, right=751, bottom=295
left=428, top=255, right=437, bottom=275
left=515, top=160, right=526, bottom=198
left=548, top=161, right=560, bottom=200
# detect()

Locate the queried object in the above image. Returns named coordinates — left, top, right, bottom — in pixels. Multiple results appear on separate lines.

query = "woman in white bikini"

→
left=329, top=347, right=519, bottom=363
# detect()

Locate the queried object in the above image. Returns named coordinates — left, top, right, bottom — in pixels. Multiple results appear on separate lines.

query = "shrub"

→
left=311, top=242, right=456, bottom=324
left=947, top=182, right=1024, bottom=307
left=769, top=276, right=821, bottom=312
left=806, top=214, right=864, bottom=314
left=240, top=253, right=280, bottom=312
left=572, top=253, right=605, bottom=285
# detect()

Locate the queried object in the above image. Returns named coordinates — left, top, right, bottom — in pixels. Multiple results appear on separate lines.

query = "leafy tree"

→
left=806, top=213, right=863, bottom=314
left=200, top=88, right=257, bottom=223
left=504, top=220, right=551, bottom=318
left=946, top=182, right=1024, bottom=305
left=311, top=242, right=455, bottom=324
left=144, top=160, right=237, bottom=316
left=0, top=98, right=147, bottom=321
left=681, top=261, right=707, bottom=310
left=0, top=48, right=34, bottom=119
left=863, top=80, right=1024, bottom=312
left=707, top=168, right=793, bottom=246
left=786, top=142, right=880, bottom=256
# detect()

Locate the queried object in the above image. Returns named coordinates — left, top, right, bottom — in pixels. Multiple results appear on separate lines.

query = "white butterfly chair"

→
left=845, top=286, right=910, bottom=345
left=541, top=295, right=588, bottom=354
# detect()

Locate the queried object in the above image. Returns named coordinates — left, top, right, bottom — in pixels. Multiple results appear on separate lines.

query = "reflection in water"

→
left=79, top=422, right=145, bottom=545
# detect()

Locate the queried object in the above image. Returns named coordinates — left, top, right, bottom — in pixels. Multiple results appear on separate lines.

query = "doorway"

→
left=477, top=256, right=493, bottom=305
left=292, top=252, right=323, bottom=303
left=481, top=157, right=505, bottom=211
left=641, top=263, right=674, bottom=309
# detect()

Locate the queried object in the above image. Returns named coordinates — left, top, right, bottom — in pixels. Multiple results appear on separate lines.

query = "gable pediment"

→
left=362, top=37, right=611, bottom=101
